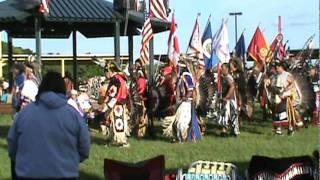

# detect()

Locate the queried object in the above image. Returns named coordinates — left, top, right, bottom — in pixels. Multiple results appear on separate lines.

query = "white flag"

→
left=212, top=19, right=230, bottom=64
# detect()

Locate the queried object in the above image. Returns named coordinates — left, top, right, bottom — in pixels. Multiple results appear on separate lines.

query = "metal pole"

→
left=72, top=30, right=78, bottom=89
left=7, top=32, right=13, bottom=89
left=0, top=31, right=2, bottom=60
left=229, top=12, right=242, bottom=46
left=128, top=35, right=134, bottom=67
left=35, top=16, right=42, bottom=76
left=114, top=21, right=121, bottom=62
left=148, top=37, right=154, bottom=137
left=148, top=38, right=154, bottom=85
left=0, top=31, right=2, bottom=78
left=235, top=15, right=238, bottom=45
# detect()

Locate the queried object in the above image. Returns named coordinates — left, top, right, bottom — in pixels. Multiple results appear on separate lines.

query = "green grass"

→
left=0, top=110, right=318, bottom=179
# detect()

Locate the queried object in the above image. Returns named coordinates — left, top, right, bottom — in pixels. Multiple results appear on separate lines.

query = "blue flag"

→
left=235, top=33, right=246, bottom=68
left=201, top=18, right=213, bottom=70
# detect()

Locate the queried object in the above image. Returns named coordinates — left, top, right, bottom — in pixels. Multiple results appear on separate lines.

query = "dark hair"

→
left=36, top=71, right=66, bottom=102
left=25, top=62, right=34, bottom=71
left=222, top=63, right=230, bottom=69
left=13, top=63, right=25, bottom=74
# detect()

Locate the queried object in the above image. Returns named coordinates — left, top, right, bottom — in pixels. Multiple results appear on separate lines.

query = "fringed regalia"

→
left=312, top=76, right=320, bottom=124
left=109, top=104, right=130, bottom=145
left=218, top=75, right=240, bottom=135
left=163, top=72, right=201, bottom=142
left=130, top=72, right=148, bottom=137
left=248, top=156, right=316, bottom=180
left=272, top=71, right=302, bottom=131
left=104, top=73, right=130, bottom=146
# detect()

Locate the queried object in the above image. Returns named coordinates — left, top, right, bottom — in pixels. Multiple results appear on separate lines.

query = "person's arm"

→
left=7, top=115, right=20, bottom=161
left=102, top=77, right=120, bottom=112
left=77, top=115, right=91, bottom=162
left=282, top=74, right=294, bottom=98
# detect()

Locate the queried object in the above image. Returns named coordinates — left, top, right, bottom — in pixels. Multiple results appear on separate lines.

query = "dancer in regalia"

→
left=129, top=60, right=148, bottom=137
left=229, top=58, right=246, bottom=125
left=310, top=66, right=320, bottom=124
left=272, top=61, right=303, bottom=135
left=102, top=62, right=130, bottom=147
left=163, top=60, right=201, bottom=142
left=219, top=63, right=240, bottom=136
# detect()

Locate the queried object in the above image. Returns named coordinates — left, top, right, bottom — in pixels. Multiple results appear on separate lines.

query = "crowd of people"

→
left=2, top=53, right=319, bottom=179
left=6, top=55, right=320, bottom=144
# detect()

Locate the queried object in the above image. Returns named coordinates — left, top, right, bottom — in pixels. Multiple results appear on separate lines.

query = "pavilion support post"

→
left=128, top=35, right=134, bottom=67
left=35, top=16, right=42, bottom=77
left=72, top=30, right=78, bottom=89
left=7, top=33, right=13, bottom=90
left=148, top=38, right=154, bottom=137
left=61, top=59, right=65, bottom=77
left=148, top=39, right=154, bottom=84
left=114, top=21, right=121, bottom=62
left=0, top=31, right=3, bottom=78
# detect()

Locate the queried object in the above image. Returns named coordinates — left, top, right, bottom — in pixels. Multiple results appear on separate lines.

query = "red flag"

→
left=247, top=26, right=269, bottom=66
left=168, top=13, right=180, bottom=66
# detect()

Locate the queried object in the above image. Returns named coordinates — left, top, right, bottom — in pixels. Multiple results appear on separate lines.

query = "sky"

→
left=0, top=0, right=318, bottom=60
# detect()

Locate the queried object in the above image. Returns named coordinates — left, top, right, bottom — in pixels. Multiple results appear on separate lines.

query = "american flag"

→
left=39, top=0, right=50, bottom=14
left=167, top=12, right=180, bottom=66
left=149, top=0, right=168, bottom=21
left=140, top=18, right=154, bottom=65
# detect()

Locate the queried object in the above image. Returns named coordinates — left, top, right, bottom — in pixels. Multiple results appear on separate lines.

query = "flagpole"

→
left=229, top=12, right=242, bottom=47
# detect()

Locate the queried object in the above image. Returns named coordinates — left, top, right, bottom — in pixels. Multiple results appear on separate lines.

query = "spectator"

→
left=0, top=79, right=9, bottom=104
left=12, top=63, right=26, bottom=111
left=7, top=71, right=91, bottom=179
left=68, top=89, right=84, bottom=117
left=20, top=63, right=39, bottom=109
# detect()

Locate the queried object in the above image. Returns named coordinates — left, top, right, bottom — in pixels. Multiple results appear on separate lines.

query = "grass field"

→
left=0, top=110, right=318, bottom=179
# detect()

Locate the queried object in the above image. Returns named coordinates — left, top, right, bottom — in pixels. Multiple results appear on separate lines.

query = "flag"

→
left=212, top=19, right=230, bottom=64
left=270, top=34, right=286, bottom=61
left=247, top=26, right=269, bottom=66
left=201, top=17, right=213, bottom=70
left=235, top=33, right=246, bottom=60
left=188, top=14, right=202, bottom=57
left=140, top=18, right=154, bottom=65
left=270, top=16, right=286, bottom=61
left=150, top=0, right=168, bottom=21
left=39, top=0, right=50, bottom=14
left=234, top=33, right=246, bottom=67
left=167, top=13, right=180, bottom=66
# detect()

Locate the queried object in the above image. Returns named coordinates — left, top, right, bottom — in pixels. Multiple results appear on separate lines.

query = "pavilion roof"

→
left=0, top=0, right=171, bottom=38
